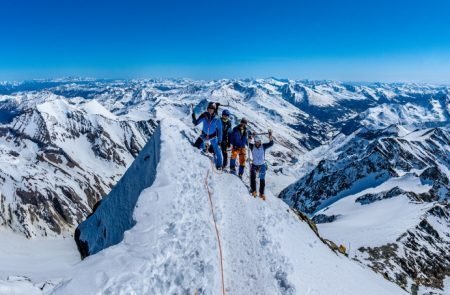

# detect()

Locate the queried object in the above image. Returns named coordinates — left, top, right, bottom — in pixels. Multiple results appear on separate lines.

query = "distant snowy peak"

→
left=360, top=102, right=449, bottom=129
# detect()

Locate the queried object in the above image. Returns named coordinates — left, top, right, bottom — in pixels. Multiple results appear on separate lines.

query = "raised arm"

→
left=263, top=129, right=274, bottom=149
left=192, top=112, right=205, bottom=126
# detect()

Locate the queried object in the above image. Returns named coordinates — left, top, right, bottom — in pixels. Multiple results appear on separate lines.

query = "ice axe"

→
left=249, top=129, right=273, bottom=137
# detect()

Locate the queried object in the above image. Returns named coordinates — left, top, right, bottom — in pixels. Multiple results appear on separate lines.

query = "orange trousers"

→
left=231, top=147, right=247, bottom=166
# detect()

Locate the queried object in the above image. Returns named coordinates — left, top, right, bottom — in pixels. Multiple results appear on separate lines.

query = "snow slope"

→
left=316, top=174, right=434, bottom=250
left=53, top=118, right=404, bottom=294
left=0, top=229, right=78, bottom=281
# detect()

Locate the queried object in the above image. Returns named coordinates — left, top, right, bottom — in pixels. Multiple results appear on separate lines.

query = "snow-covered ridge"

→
left=50, top=118, right=404, bottom=295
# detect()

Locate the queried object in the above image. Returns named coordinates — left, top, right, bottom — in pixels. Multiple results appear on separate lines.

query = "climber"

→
left=220, top=109, right=232, bottom=169
left=249, top=130, right=274, bottom=200
left=229, top=117, right=250, bottom=177
left=192, top=102, right=223, bottom=169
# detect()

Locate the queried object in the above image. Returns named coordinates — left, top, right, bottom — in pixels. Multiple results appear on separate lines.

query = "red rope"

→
left=204, top=169, right=226, bottom=295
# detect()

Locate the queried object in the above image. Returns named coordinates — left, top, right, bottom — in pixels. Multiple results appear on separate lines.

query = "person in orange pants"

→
left=230, top=147, right=247, bottom=176
left=229, top=118, right=250, bottom=178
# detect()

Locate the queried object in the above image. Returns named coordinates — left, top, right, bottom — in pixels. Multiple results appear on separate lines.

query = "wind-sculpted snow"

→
left=75, top=124, right=161, bottom=258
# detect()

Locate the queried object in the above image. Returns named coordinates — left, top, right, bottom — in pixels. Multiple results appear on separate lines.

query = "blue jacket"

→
left=230, top=126, right=249, bottom=148
left=193, top=112, right=223, bottom=142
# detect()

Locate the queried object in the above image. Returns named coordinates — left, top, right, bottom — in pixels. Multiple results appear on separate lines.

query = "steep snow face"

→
left=75, top=125, right=161, bottom=257
left=0, top=98, right=157, bottom=237
left=52, top=118, right=404, bottom=295
left=280, top=125, right=450, bottom=293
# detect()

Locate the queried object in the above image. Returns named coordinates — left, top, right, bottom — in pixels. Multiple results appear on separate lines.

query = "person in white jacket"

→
left=248, top=130, right=273, bottom=200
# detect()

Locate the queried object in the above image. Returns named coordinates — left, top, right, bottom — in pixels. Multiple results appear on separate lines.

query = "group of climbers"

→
left=192, top=102, right=274, bottom=200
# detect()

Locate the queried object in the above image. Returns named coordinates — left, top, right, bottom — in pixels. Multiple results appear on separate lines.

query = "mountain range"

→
left=0, top=78, right=448, bottom=294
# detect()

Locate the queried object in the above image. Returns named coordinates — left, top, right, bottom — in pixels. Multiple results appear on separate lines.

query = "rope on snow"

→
left=204, top=169, right=226, bottom=295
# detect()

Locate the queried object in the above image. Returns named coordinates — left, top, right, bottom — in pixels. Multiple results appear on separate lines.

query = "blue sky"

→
left=1, top=0, right=450, bottom=82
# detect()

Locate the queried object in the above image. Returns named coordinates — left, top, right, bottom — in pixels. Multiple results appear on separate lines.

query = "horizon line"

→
left=2, top=76, right=450, bottom=87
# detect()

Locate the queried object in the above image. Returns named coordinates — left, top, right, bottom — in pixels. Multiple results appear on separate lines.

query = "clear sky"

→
left=1, top=0, right=450, bottom=82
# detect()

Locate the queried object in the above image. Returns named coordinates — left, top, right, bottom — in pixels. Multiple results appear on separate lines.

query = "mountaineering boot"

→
left=251, top=191, right=257, bottom=198
left=259, top=193, right=266, bottom=201
left=238, top=173, right=243, bottom=179
left=230, top=168, right=236, bottom=174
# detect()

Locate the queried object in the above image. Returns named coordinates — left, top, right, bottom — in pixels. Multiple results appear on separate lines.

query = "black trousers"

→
left=221, top=142, right=228, bottom=168
left=193, top=137, right=203, bottom=149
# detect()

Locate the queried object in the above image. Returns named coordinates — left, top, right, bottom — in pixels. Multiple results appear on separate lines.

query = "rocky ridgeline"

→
left=280, top=126, right=450, bottom=214
left=280, top=125, right=450, bottom=293
left=0, top=99, right=157, bottom=237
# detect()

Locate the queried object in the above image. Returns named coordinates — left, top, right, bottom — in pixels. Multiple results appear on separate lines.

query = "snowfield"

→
left=316, top=175, right=435, bottom=250
left=0, top=230, right=78, bottom=281
left=50, top=118, right=404, bottom=294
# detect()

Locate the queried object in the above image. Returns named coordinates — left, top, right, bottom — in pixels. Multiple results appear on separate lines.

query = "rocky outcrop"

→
left=358, top=203, right=450, bottom=293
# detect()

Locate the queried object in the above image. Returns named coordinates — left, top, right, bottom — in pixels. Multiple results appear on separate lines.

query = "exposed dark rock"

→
left=312, top=214, right=340, bottom=224
left=359, top=204, right=450, bottom=292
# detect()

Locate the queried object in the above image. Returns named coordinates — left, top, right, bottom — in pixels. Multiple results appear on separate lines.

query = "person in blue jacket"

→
left=249, top=130, right=273, bottom=200
left=229, top=117, right=250, bottom=177
left=192, top=102, right=223, bottom=169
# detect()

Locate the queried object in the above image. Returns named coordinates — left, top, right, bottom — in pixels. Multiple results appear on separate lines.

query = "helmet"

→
left=207, top=102, right=216, bottom=110
left=240, top=117, right=248, bottom=124
left=254, top=136, right=262, bottom=143
left=222, top=109, right=231, bottom=116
